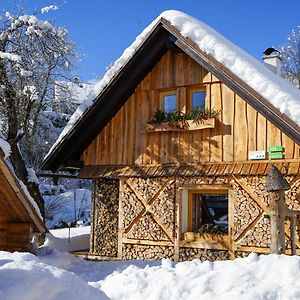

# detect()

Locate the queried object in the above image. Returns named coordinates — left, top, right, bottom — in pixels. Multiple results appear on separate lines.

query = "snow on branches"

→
left=281, top=26, right=300, bottom=89
left=0, top=4, right=75, bottom=145
left=0, top=4, right=76, bottom=216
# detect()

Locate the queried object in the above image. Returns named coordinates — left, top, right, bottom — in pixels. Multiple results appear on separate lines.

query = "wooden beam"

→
left=124, top=179, right=175, bottom=241
left=235, top=212, right=263, bottom=244
left=232, top=175, right=269, bottom=213
left=235, top=245, right=270, bottom=254
left=123, top=237, right=173, bottom=247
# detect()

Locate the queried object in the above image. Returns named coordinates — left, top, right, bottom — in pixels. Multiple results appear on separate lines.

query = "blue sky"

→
left=2, top=0, right=300, bottom=82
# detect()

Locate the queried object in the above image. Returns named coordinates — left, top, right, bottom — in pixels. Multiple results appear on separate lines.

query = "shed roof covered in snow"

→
left=0, top=138, right=45, bottom=240
left=42, top=10, right=300, bottom=172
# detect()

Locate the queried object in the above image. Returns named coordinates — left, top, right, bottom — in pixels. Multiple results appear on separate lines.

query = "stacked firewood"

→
left=285, top=176, right=300, bottom=210
left=177, top=176, right=229, bottom=186
left=122, top=244, right=174, bottom=260
left=122, top=182, right=144, bottom=229
left=239, top=217, right=271, bottom=248
left=246, top=176, right=270, bottom=207
left=91, top=178, right=119, bottom=256
left=127, top=215, right=170, bottom=241
left=233, top=182, right=262, bottom=239
left=179, top=248, right=228, bottom=262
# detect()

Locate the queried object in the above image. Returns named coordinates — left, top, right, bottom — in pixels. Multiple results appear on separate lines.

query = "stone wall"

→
left=90, top=178, right=119, bottom=256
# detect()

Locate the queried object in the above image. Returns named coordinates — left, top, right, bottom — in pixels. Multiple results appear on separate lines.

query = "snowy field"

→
left=1, top=227, right=300, bottom=300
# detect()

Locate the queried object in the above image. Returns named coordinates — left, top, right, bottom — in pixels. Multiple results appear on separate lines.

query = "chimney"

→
left=262, top=48, right=281, bottom=76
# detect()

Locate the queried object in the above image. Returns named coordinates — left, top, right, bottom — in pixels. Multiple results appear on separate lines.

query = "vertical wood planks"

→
left=80, top=49, right=300, bottom=167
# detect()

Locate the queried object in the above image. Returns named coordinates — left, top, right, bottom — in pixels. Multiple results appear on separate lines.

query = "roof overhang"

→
left=42, top=18, right=300, bottom=172
left=0, top=156, right=46, bottom=233
left=42, top=22, right=178, bottom=171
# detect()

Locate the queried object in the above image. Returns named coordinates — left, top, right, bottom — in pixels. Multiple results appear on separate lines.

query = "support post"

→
left=290, top=215, right=296, bottom=255
left=174, top=186, right=182, bottom=262
left=269, top=191, right=285, bottom=254
left=265, top=165, right=290, bottom=255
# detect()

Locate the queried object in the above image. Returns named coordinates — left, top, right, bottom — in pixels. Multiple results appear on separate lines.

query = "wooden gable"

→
left=81, top=49, right=300, bottom=168
left=0, top=156, right=45, bottom=252
left=42, top=18, right=300, bottom=173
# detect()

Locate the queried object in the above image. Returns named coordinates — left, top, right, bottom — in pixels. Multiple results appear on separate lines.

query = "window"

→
left=191, top=90, right=206, bottom=109
left=188, top=190, right=228, bottom=233
left=161, top=91, right=177, bottom=113
left=188, top=86, right=206, bottom=110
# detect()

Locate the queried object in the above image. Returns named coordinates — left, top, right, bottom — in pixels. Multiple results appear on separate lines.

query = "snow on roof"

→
left=0, top=137, right=11, bottom=158
left=45, top=10, right=300, bottom=160
left=0, top=138, right=42, bottom=220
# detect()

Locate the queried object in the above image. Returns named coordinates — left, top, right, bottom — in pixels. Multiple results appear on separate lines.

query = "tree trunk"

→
left=6, top=91, right=44, bottom=218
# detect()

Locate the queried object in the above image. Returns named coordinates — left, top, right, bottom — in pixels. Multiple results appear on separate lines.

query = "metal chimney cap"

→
left=263, top=47, right=280, bottom=56
left=265, top=165, right=290, bottom=192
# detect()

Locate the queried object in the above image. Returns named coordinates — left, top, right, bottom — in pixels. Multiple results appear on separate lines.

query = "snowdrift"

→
left=0, top=251, right=108, bottom=300
left=1, top=246, right=300, bottom=300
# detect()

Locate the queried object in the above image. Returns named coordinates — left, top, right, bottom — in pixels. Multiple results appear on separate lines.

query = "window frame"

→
left=187, top=188, right=229, bottom=233
left=160, top=90, right=177, bottom=113
left=187, top=85, right=207, bottom=111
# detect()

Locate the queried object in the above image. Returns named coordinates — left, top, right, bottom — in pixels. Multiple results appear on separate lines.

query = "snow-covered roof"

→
left=0, top=137, right=44, bottom=228
left=45, top=10, right=300, bottom=164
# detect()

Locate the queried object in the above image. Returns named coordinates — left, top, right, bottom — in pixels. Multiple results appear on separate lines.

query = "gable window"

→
left=161, top=91, right=177, bottom=113
left=189, top=86, right=206, bottom=110
left=188, top=189, right=228, bottom=234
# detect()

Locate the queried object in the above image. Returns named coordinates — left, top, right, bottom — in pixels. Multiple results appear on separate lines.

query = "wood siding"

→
left=81, top=50, right=300, bottom=166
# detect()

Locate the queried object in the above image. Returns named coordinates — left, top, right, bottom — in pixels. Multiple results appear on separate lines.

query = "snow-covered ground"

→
left=44, top=226, right=90, bottom=252
left=0, top=227, right=300, bottom=299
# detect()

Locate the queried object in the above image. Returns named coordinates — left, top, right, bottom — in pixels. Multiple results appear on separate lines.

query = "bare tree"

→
left=0, top=5, right=76, bottom=216
left=281, top=26, right=300, bottom=88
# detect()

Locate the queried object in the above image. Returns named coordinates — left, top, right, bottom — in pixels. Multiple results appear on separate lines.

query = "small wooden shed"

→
left=0, top=144, right=45, bottom=252
left=43, top=11, right=300, bottom=261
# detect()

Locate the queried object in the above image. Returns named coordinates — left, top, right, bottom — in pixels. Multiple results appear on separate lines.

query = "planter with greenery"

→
left=195, top=223, right=228, bottom=235
left=144, top=108, right=220, bottom=132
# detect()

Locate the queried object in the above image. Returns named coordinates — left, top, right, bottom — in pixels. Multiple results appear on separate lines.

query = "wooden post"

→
left=268, top=190, right=285, bottom=254
left=265, top=165, right=290, bottom=255
left=174, top=186, right=182, bottom=262
left=117, top=178, right=124, bottom=259
left=290, top=215, right=296, bottom=255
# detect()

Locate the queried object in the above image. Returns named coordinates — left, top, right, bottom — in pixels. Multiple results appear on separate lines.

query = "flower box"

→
left=143, top=118, right=215, bottom=132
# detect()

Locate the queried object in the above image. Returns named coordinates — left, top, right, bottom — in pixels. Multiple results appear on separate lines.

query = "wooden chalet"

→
left=43, top=11, right=300, bottom=261
left=0, top=144, right=45, bottom=252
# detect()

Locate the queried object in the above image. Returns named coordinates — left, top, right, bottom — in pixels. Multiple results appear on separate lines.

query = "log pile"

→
left=239, top=217, right=271, bottom=248
left=235, top=251, right=251, bottom=258
left=122, top=182, right=144, bottom=230
left=233, top=181, right=262, bottom=239
left=122, top=177, right=175, bottom=241
left=150, top=183, right=175, bottom=234
left=177, top=176, right=229, bottom=186
left=122, top=244, right=174, bottom=260
left=91, top=178, right=119, bottom=256
left=127, top=215, right=170, bottom=241
left=246, top=176, right=270, bottom=207
left=179, top=248, right=228, bottom=262
left=285, top=176, right=300, bottom=210
left=127, top=178, right=168, bottom=203
left=89, top=173, right=300, bottom=260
